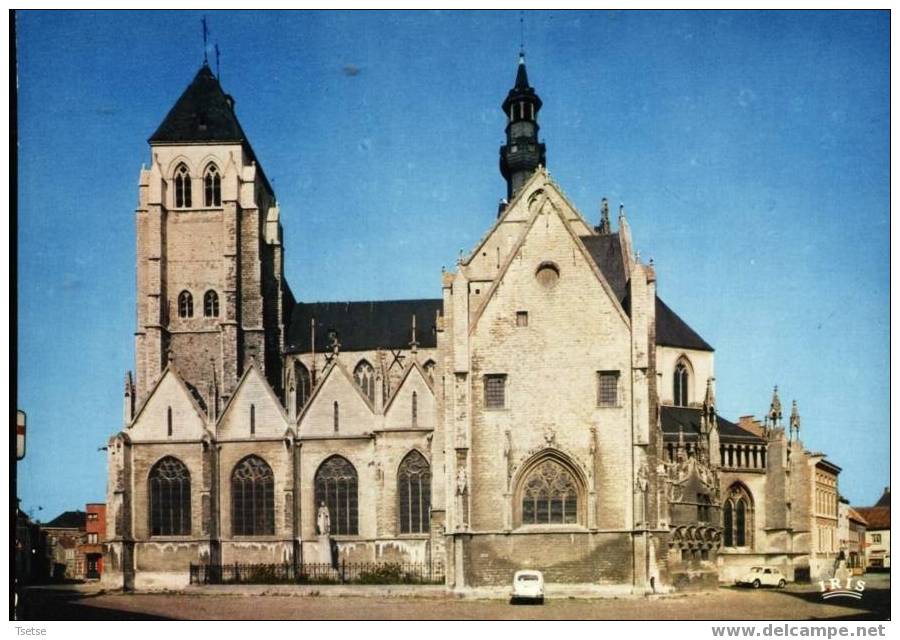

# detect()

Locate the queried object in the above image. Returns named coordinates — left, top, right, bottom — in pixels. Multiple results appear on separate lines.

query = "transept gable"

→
left=297, top=359, right=375, bottom=437
left=129, top=366, right=206, bottom=441
left=216, top=363, right=288, bottom=440
left=468, top=185, right=631, bottom=336
left=462, top=170, right=592, bottom=280
left=382, top=361, right=434, bottom=430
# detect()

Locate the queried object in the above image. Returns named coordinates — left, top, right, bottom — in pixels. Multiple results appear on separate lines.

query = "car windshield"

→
left=518, top=575, right=540, bottom=581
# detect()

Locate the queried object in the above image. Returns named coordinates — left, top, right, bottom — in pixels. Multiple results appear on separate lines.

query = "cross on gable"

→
left=388, top=348, right=405, bottom=371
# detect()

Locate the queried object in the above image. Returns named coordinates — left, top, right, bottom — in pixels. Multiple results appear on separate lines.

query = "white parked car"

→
left=736, top=566, right=787, bottom=588
left=511, top=570, right=545, bottom=604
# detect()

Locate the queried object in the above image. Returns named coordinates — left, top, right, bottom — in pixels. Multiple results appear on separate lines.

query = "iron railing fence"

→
left=189, top=560, right=445, bottom=585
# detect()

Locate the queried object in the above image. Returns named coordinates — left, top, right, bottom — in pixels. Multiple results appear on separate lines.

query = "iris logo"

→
left=819, top=577, right=865, bottom=600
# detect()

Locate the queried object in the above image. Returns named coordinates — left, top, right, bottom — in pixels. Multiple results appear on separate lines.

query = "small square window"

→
left=516, top=311, right=528, bottom=327
left=485, top=375, right=506, bottom=409
left=597, top=371, right=619, bottom=407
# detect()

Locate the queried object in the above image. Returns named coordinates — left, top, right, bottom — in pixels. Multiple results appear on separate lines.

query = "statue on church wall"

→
left=316, top=501, right=331, bottom=536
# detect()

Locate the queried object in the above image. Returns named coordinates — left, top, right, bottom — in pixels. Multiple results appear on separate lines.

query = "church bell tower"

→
left=133, top=64, right=289, bottom=408
left=499, top=52, right=546, bottom=200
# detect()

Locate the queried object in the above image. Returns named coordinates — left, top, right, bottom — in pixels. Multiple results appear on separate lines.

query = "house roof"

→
left=854, top=506, right=890, bottom=530
left=875, top=487, right=891, bottom=507
left=285, top=299, right=442, bottom=354
left=43, top=510, right=86, bottom=530
left=660, top=406, right=765, bottom=442
left=150, top=65, right=245, bottom=143
left=847, top=507, right=869, bottom=526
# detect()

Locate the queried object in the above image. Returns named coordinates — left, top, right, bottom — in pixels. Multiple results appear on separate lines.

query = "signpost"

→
left=16, top=410, right=25, bottom=460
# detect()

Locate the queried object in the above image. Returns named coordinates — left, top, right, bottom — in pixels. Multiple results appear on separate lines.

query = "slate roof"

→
left=149, top=65, right=274, bottom=195
left=581, top=233, right=713, bottom=352
left=285, top=299, right=443, bottom=354
left=43, top=510, right=86, bottom=530
left=655, top=297, right=714, bottom=352
left=581, top=234, right=628, bottom=300
left=854, top=506, right=890, bottom=531
left=150, top=65, right=246, bottom=143
left=660, top=406, right=764, bottom=443
left=875, top=487, right=891, bottom=507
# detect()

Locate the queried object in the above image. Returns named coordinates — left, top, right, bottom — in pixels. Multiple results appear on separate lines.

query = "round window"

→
left=535, top=262, right=560, bottom=288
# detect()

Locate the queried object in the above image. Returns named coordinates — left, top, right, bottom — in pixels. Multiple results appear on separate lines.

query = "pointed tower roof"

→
left=149, top=64, right=246, bottom=143
left=502, top=53, right=542, bottom=113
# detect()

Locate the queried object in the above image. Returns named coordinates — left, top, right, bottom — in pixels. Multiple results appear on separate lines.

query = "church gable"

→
left=383, top=363, right=434, bottom=430
left=463, top=172, right=593, bottom=281
left=298, top=361, right=375, bottom=437
left=129, top=368, right=206, bottom=441
left=217, top=365, right=288, bottom=440
left=470, top=187, right=630, bottom=338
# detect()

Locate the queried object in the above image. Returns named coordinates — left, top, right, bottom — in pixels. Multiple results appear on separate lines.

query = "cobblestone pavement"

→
left=19, top=574, right=889, bottom=621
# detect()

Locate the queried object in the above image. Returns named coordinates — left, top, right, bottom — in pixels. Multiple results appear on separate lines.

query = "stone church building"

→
left=104, top=56, right=842, bottom=592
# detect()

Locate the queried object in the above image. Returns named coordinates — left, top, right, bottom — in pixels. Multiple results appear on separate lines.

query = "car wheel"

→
left=778, top=579, right=786, bottom=588
left=752, top=579, right=761, bottom=589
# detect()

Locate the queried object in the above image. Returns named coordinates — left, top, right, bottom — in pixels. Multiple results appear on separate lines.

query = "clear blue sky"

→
left=16, top=10, right=889, bottom=520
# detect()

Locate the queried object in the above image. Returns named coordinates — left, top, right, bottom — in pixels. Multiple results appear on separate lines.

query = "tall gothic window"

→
left=149, top=456, right=191, bottom=536
left=231, top=456, right=275, bottom=536
left=178, top=290, right=193, bottom=318
left=354, top=360, right=376, bottom=403
left=174, top=163, right=192, bottom=208
left=398, top=451, right=431, bottom=534
left=411, top=391, right=418, bottom=427
left=519, top=458, right=580, bottom=525
left=203, top=290, right=219, bottom=317
left=314, top=455, right=358, bottom=535
left=295, top=362, right=311, bottom=412
left=203, top=164, right=221, bottom=206
left=333, top=401, right=339, bottom=432
left=674, top=361, right=690, bottom=406
left=722, top=483, right=753, bottom=548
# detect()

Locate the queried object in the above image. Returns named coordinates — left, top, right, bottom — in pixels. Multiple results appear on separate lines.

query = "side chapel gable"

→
left=383, top=360, right=435, bottom=429
left=297, top=359, right=375, bottom=437
left=129, top=366, right=207, bottom=441
left=216, top=362, right=289, bottom=439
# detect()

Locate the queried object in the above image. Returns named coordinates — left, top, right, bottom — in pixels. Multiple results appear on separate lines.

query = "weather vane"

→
left=519, top=11, right=525, bottom=56
left=202, top=16, right=209, bottom=64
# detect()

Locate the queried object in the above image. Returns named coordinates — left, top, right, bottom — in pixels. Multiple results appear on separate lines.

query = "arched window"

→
left=203, top=164, right=221, bottom=207
left=353, top=360, right=376, bottom=403
left=174, top=163, right=192, bottom=208
left=314, top=455, right=358, bottom=535
left=398, top=451, right=431, bottom=534
left=231, top=456, right=275, bottom=536
left=423, top=360, right=436, bottom=384
left=674, top=360, right=690, bottom=406
left=411, top=391, right=418, bottom=427
left=723, top=501, right=734, bottom=547
left=178, top=290, right=193, bottom=318
left=203, top=290, right=219, bottom=317
left=722, top=483, right=754, bottom=548
left=295, top=362, right=311, bottom=412
left=518, top=457, right=581, bottom=526
left=149, top=456, right=191, bottom=536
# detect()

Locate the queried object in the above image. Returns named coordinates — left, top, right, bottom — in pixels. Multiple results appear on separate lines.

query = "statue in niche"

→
left=316, top=501, right=331, bottom=536
left=455, top=466, right=468, bottom=528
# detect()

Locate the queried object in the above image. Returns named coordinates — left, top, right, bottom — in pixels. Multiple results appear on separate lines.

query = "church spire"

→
left=499, top=52, right=546, bottom=200
left=789, top=399, right=800, bottom=441
left=767, top=385, right=783, bottom=428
